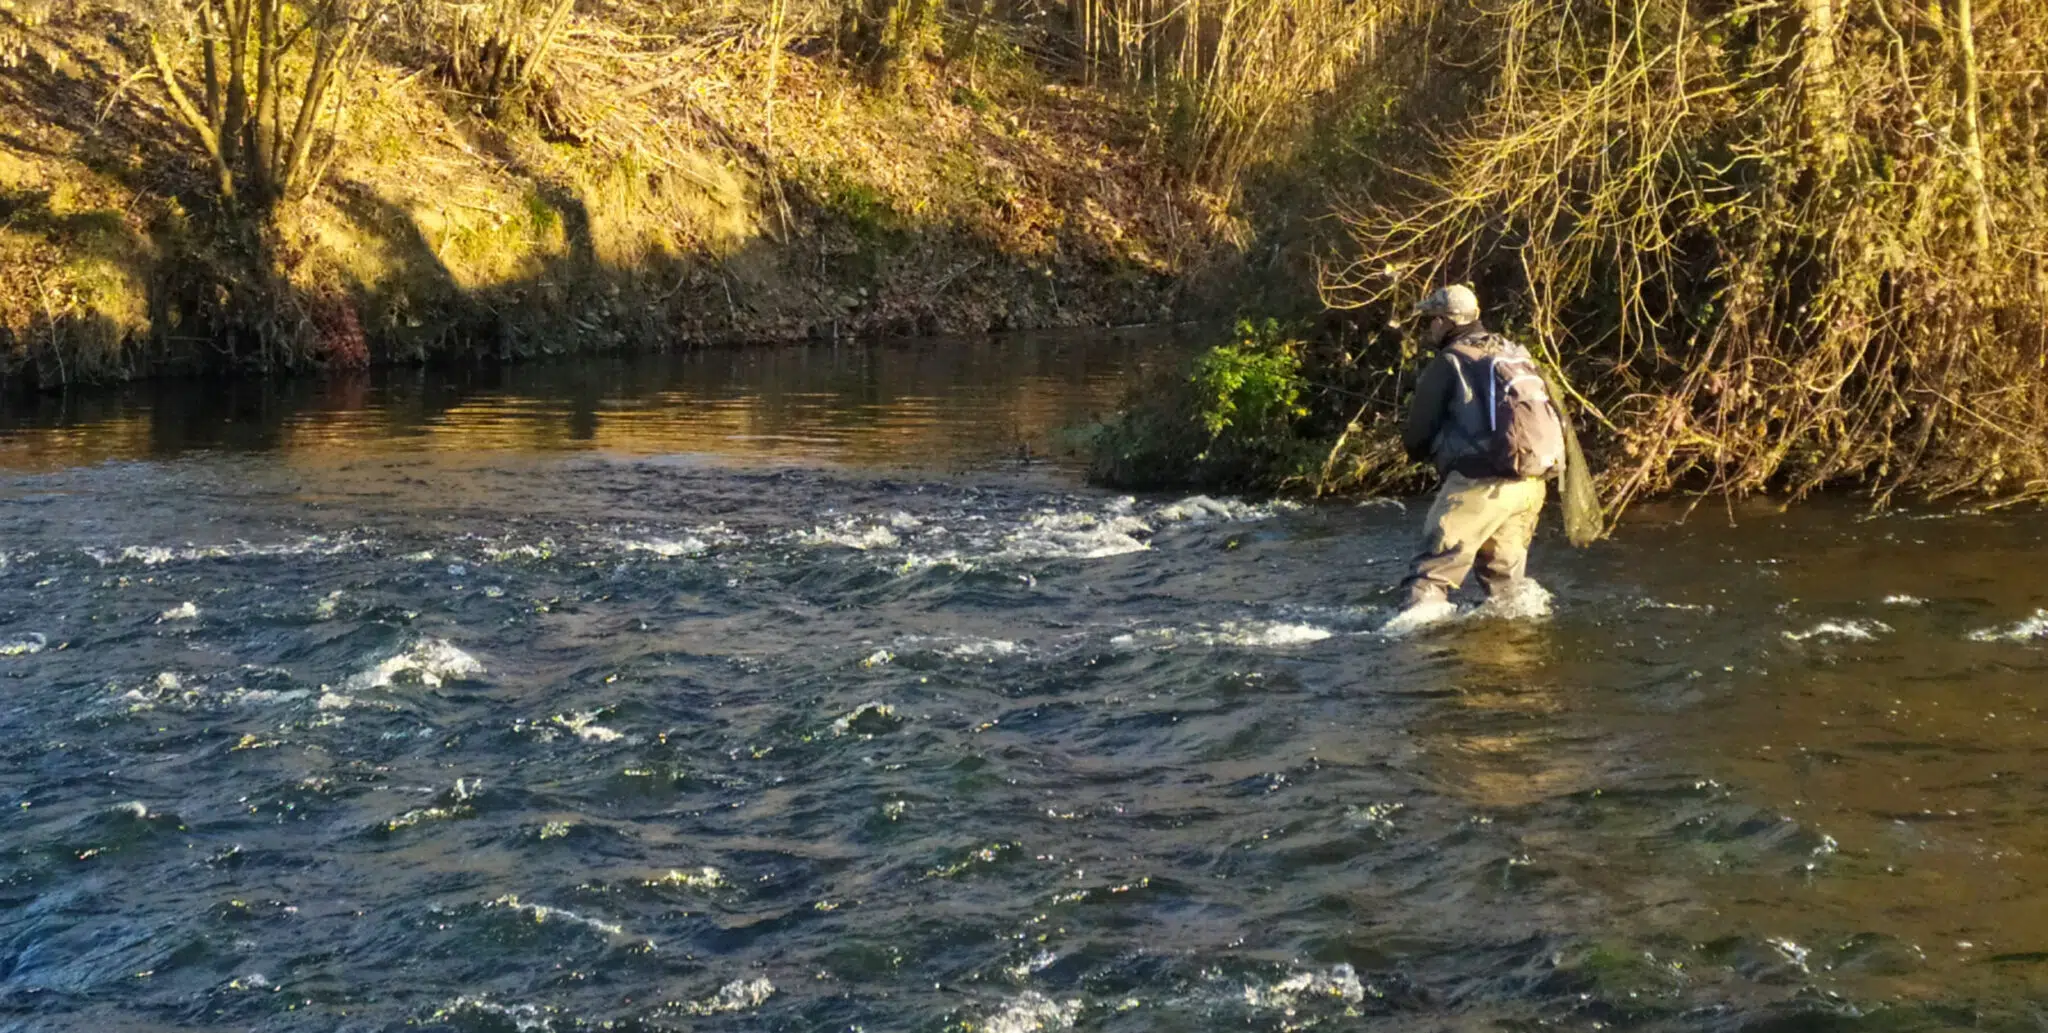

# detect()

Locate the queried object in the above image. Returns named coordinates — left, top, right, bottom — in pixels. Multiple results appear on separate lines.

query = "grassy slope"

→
left=0, top=2, right=1251, bottom=385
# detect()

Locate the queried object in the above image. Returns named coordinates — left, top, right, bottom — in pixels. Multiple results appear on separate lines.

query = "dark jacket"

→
left=1402, top=323, right=1507, bottom=477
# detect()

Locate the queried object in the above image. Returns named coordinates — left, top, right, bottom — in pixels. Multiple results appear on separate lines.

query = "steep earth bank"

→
left=0, top=2, right=1292, bottom=387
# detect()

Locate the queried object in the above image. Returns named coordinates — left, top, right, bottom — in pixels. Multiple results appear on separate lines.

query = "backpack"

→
left=1477, top=342, right=1567, bottom=480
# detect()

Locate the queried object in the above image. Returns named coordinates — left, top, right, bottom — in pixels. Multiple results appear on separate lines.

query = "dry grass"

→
left=1071, top=0, right=1407, bottom=198
left=0, top=31, right=158, bottom=382
left=0, top=0, right=1227, bottom=384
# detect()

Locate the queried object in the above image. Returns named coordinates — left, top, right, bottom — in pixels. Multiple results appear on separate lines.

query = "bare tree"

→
left=839, top=0, right=938, bottom=89
left=144, top=0, right=378, bottom=211
left=1952, top=0, right=1993, bottom=263
left=1323, top=0, right=2048, bottom=510
left=422, top=0, right=575, bottom=116
left=1066, top=0, right=1402, bottom=189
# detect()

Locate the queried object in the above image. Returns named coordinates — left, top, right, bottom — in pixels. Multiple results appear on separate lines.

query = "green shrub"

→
left=1190, top=318, right=1307, bottom=447
left=1088, top=318, right=1321, bottom=491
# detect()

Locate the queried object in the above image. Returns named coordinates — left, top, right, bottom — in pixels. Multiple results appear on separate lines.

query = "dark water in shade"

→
left=0, top=331, right=1178, bottom=475
left=5, top=333, right=2048, bottom=1032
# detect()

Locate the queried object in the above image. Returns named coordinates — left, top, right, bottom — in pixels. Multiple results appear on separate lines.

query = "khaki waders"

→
left=1400, top=472, right=1547, bottom=608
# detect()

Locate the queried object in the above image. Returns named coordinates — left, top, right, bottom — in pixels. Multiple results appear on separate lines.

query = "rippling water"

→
left=5, top=336, right=2048, bottom=1032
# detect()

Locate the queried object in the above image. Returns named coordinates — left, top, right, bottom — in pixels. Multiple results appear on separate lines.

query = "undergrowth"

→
left=1090, top=318, right=1429, bottom=495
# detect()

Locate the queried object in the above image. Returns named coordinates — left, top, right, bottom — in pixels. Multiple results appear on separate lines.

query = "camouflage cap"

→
left=1415, top=284, right=1481, bottom=325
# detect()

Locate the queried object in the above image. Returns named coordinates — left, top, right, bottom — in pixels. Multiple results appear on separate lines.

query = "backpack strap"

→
left=1483, top=355, right=1500, bottom=433
left=1445, top=335, right=1502, bottom=399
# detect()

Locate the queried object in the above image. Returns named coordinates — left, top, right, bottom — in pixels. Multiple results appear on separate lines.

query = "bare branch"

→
left=146, top=28, right=236, bottom=201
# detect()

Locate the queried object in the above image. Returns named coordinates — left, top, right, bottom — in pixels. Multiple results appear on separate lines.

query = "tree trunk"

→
left=148, top=29, right=236, bottom=203
left=282, top=16, right=359, bottom=200
left=148, top=0, right=371, bottom=212
left=221, top=0, right=251, bottom=180
left=764, top=0, right=788, bottom=136
left=1955, top=0, right=1994, bottom=264
left=1799, top=0, right=1848, bottom=168
left=514, top=0, right=574, bottom=96
left=249, top=0, right=279, bottom=204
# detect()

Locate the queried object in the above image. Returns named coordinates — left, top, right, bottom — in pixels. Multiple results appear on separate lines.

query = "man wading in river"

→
left=1388, top=285, right=1569, bottom=629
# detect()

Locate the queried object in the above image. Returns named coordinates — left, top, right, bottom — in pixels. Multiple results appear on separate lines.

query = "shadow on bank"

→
left=0, top=26, right=1185, bottom=393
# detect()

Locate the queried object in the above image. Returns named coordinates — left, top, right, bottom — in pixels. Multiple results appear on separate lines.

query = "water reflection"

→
left=1416, top=624, right=1595, bottom=810
left=0, top=330, right=1187, bottom=471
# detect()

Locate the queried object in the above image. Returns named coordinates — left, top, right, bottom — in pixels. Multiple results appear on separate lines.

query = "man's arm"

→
left=1402, top=354, right=1454, bottom=461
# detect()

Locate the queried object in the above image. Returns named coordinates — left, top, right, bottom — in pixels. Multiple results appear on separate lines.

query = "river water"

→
left=3, top=333, right=2048, bottom=1032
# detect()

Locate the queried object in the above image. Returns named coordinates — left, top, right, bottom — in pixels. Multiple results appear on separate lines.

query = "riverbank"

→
left=0, top=2, right=1285, bottom=388
left=12, top=0, right=2048, bottom=509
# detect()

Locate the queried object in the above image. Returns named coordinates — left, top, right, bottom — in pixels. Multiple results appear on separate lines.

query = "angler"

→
left=1393, top=284, right=1570, bottom=622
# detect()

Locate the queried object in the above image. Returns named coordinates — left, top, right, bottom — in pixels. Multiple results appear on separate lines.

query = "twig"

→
left=928, top=257, right=984, bottom=299
left=30, top=269, right=64, bottom=388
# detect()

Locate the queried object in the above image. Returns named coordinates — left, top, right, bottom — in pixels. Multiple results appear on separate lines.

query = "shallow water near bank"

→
left=4, top=334, right=2048, bottom=1032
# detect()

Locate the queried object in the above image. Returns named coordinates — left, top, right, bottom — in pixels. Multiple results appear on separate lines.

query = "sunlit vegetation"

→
left=143, top=0, right=372, bottom=210
left=5, top=0, right=2047, bottom=504
left=0, top=0, right=1221, bottom=384
left=1320, top=0, right=2048, bottom=506
left=1097, top=0, right=2048, bottom=507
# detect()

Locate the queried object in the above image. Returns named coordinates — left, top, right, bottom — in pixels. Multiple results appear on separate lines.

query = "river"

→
left=3, top=332, right=2047, bottom=1032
